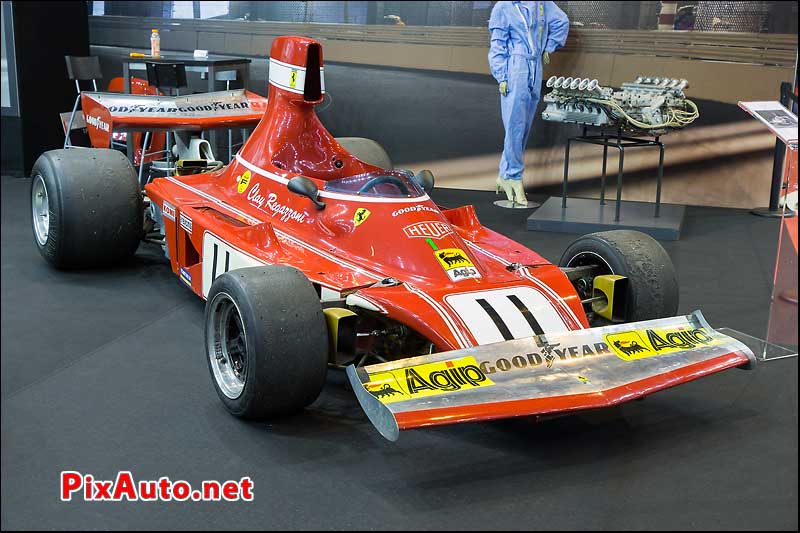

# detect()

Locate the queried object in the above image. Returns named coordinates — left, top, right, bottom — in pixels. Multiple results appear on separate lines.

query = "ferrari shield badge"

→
left=434, top=248, right=481, bottom=281
left=353, top=208, right=371, bottom=227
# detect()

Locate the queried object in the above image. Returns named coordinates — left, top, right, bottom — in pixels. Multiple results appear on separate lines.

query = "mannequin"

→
left=489, top=1, right=569, bottom=207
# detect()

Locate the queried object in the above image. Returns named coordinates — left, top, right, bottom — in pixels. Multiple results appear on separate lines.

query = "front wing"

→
left=347, top=311, right=756, bottom=441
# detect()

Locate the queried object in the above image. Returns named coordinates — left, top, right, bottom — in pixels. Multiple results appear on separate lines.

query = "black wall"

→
left=12, top=1, right=89, bottom=174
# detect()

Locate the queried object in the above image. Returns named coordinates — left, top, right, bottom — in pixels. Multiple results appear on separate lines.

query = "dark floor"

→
left=1, top=175, right=797, bottom=530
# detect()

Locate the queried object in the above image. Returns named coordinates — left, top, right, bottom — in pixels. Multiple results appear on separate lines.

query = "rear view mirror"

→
left=415, top=169, right=435, bottom=193
left=288, top=176, right=325, bottom=210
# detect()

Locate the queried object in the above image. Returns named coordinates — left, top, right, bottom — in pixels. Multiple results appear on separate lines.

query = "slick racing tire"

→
left=335, top=137, right=393, bottom=170
left=31, top=148, right=142, bottom=268
left=559, top=230, right=679, bottom=322
left=204, top=265, right=329, bottom=419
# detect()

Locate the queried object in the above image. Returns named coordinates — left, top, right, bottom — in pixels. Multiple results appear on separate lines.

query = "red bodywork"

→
left=144, top=36, right=588, bottom=352
left=106, top=76, right=166, bottom=166
left=138, top=37, right=752, bottom=434
left=81, top=79, right=268, bottom=166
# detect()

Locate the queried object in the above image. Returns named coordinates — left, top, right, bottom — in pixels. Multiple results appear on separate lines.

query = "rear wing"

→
left=348, top=310, right=756, bottom=441
left=80, top=89, right=268, bottom=148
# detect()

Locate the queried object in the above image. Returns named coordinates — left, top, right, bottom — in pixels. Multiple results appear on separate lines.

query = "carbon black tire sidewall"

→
left=205, top=266, right=329, bottom=420
left=559, top=230, right=679, bottom=322
left=30, top=149, right=142, bottom=269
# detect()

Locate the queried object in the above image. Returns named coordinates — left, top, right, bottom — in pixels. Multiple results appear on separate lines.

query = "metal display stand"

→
left=563, top=126, right=664, bottom=221
left=527, top=125, right=686, bottom=241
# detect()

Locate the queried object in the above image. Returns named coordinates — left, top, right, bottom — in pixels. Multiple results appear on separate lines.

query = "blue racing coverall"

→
left=489, top=1, right=569, bottom=181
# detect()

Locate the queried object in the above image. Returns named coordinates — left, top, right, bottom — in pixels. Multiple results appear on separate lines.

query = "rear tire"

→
left=30, top=148, right=142, bottom=268
left=335, top=137, right=393, bottom=169
left=205, top=265, right=328, bottom=419
left=559, top=230, right=679, bottom=322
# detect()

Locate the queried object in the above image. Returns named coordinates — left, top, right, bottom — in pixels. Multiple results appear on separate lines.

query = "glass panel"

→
left=764, top=146, right=798, bottom=358
left=90, top=1, right=104, bottom=16
left=324, top=171, right=426, bottom=198
left=1, top=0, right=19, bottom=117
left=717, top=328, right=797, bottom=361
left=199, top=1, right=230, bottom=20
left=86, top=2, right=798, bottom=32
left=171, top=0, right=194, bottom=19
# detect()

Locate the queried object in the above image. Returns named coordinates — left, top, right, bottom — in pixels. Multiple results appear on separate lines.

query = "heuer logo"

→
left=85, top=115, right=110, bottom=132
left=403, top=221, right=453, bottom=239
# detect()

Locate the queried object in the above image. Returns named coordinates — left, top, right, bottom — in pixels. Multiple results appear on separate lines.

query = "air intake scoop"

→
left=268, top=36, right=324, bottom=104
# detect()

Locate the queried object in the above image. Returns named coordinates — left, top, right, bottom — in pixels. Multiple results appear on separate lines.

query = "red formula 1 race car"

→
left=30, top=36, right=756, bottom=441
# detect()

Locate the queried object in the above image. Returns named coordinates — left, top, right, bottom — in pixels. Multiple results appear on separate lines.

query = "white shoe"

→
left=496, top=176, right=515, bottom=203
left=510, top=180, right=528, bottom=207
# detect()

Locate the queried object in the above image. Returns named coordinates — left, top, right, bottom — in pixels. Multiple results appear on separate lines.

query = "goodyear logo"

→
left=479, top=341, right=612, bottom=374
left=353, top=207, right=371, bottom=227
left=364, top=356, right=493, bottom=404
left=236, top=170, right=252, bottom=194
left=605, top=326, right=720, bottom=361
left=435, top=248, right=481, bottom=281
left=289, top=70, right=298, bottom=89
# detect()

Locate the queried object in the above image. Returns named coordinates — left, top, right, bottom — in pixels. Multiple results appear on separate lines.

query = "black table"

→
left=120, top=53, right=252, bottom=165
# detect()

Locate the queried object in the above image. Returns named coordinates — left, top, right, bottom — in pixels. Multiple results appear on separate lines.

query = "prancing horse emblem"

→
left=354, top=208, right=371, bottom=227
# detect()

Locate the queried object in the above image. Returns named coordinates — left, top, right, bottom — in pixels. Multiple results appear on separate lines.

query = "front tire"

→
left=559, top=230, right=679, bottom=322
left=31, top=148, right=142, bottom=268
left=205, top=265, right=328, bottom=419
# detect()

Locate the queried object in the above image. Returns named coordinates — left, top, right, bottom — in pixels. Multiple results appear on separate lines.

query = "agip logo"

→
left=434, top=248, right=481, bottom=281
left=605, top=326, right=720, bottom=361
left=363, top=356, right=493, bottom=404
left=236, top=170, right=252, bottom=194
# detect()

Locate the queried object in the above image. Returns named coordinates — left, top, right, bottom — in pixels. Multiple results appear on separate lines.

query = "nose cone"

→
left=268, top=36, right=325, bottom=103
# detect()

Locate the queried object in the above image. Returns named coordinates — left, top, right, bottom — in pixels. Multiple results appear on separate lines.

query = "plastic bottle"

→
left=150, top=29, right=161, bottom=58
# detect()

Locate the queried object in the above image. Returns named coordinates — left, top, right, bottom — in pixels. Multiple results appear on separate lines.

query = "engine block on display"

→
left=541, top=75, right=699, bottom=135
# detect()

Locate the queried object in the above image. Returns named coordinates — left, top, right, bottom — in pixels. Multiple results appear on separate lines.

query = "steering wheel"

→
left=356, top=175, right=410, bottom=196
